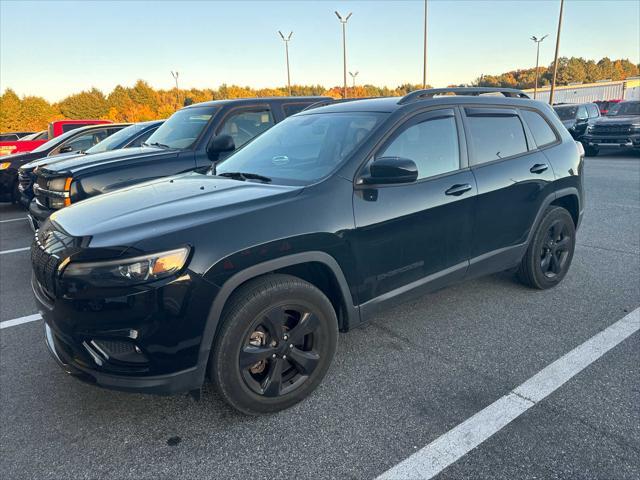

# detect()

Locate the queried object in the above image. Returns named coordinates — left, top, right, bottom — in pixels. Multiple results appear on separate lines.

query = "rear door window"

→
left=520, top=109, right=557, bottom=148
left=465, top=109, right=528, bottom=165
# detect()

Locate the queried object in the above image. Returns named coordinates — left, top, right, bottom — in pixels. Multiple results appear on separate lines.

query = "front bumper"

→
left=28, top=198, right=54, bottom=228
left=582, top=133, right=640, bottom=149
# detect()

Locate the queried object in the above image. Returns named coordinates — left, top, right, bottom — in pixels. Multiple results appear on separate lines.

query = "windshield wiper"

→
left=218, top=172, right=272, bottom=183
left=143, top=141, right=172, bottom=149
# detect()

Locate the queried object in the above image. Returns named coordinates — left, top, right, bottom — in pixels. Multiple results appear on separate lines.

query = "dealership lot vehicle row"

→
left=1, top=154, right=638, bottom=479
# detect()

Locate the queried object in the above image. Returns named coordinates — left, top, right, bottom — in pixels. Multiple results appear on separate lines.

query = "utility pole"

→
left=549, top=0, right=564, bottom=105
left=278, top=31, right=293, bottom=96
left=170, top=71, right=179, bottom=108
left=530, top=34, right=548, bottom=99
left=423, top=0, right=428, bottom=88
left=349, top=71, right=359, bottom=88
left=335, top=11, right=352, bottom=99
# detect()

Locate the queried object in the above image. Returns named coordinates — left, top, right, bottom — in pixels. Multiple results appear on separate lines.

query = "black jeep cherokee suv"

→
left=32, top=88, right=584, bottom=414
left=28, top=97, right=328, bottom=227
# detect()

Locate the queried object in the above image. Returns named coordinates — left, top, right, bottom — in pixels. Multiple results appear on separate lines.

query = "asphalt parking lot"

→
left=1, top=152, right=638, bottom=479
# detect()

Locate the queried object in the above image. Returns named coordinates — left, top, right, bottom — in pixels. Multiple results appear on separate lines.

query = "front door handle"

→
left=530, top=163, right=548, bottom=174
left=445, top=183, right=472, bottom=196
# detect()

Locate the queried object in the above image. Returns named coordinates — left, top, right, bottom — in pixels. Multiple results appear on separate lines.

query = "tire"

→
left=11, top=181, right=19, bottom=205
left=209, top=274, right=338, bottom=415
left=584, top=145, right=599, bottom=157
left=517, top=206, right=576, bottom=290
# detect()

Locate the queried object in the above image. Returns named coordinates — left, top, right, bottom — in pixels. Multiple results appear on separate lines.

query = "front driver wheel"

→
left=209, top=274, right=338, bottom=415
left=517, top=206, right=576, bottom=289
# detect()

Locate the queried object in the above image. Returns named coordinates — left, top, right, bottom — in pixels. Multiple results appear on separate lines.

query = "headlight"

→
left=62, top=247, right=190, bottom=287
left=48, top=177, right=72, bottom=191
left=0, top=162, right=10, bottom=170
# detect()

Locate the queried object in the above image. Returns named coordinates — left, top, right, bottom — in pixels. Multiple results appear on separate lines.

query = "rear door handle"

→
left=445, top=183, right=472, bottom=196
left=530, top=163, right=548, bottom=174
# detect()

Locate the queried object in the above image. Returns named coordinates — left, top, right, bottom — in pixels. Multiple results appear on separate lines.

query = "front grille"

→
left=18, top=171, right=34, bottom=192
left=31, top=227, right=79, bottom=297
left=591, top=124, right=633, bottom=135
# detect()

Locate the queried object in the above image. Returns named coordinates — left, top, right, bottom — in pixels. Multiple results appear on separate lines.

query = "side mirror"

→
left=206, top=134, right=235, bottom=162
left=361, top=157, right=418, bottom=185
left=58, top=145, right=74, bottom=154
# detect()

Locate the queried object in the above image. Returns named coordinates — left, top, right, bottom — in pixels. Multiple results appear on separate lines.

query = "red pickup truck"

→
left=0, top=119, right=111, bottom=156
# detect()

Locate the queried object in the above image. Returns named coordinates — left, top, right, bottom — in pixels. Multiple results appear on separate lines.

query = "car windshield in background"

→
left=554, top=106, right=578, bottom=120
left=86, top=124, right=141, bottom=154
left=607, top=102, right=640, bottom=116
left=215, top=112, right=384, bottom=185
left=29, top=128, right=84, bottom=153
left=145, top=107, right=216, bottom=149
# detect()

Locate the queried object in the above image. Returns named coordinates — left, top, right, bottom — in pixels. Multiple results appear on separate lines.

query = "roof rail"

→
left=398, top=87, right=530, bottom=105
left=302, top=97, right=377, bottom=111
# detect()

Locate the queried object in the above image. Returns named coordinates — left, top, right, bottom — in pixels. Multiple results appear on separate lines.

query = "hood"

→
left=7, top=150, right=43, bottom=167
left=595, top=115, right=640, bottom=125
left=40, top=146, right=174, bottom=176
left=50, top=172, right=303, bottom=247
left=20, top=152, right=86, bottom=172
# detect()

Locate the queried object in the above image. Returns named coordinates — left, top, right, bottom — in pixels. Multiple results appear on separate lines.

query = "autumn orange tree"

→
left=1, top=56, right=638, bottom=132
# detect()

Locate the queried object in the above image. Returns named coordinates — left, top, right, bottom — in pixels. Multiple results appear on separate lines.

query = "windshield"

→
left=145, top=106, right=216, bottom=149
left=85, top=123, right=141, bottom=153
left=607, top=102, right=640, bottom=116
left=553, top=106, right=577, bottom=121
left=216, top=112, right=384, bottom=185
left=30, top=128, right=87, bottom=153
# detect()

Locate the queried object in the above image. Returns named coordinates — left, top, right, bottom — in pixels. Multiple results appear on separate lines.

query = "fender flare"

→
left=195, top=251, right=359, bottom=378
left=526, top=186, right=581, bottom=245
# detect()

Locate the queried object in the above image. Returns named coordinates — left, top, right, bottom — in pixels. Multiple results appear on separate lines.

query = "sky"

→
left=1, top=0, right=639, bottom=102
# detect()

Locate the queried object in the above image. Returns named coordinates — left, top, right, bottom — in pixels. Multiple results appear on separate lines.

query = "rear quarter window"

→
left=465, top=110, right=528, bottom=165
left=520, top=109, right=558, bottom=148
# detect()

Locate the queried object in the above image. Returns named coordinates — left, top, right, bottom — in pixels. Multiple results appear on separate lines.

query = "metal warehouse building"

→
left=524, top=77, right=640, bottom=104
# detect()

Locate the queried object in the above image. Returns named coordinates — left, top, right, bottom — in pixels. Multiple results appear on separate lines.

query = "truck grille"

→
left=591, top=124, right=633, bottom=135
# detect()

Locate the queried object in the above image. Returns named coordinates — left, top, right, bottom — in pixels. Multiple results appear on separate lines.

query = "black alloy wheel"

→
left=210, top=274, right=338, bottom=415
left=517, top=206, right=576, bottom=289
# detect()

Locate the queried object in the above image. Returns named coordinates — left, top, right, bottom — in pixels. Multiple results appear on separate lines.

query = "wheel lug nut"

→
left=283, top=335, right=288, bottom=340
left=272, top=354, right=276, bottom=358
left=283, top=355, right=287, bottom=359
left=289, top=344, right=293, bottom=348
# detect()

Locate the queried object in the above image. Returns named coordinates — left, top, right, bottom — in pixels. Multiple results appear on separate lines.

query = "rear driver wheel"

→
left=517, top=206, right=576, bottom=289
left=209, top=274, right=338, bottom=415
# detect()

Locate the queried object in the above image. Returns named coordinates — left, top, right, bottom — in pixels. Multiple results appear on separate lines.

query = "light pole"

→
left=423, top=0, right=428, bottom=88
left=349, top=71, right=359, bottom=88
left=549, top=0, right=564, bottom=105
left=530, top=34, right=548, bottom=99
left=170, top=71, right=179, bottom=108
left=335, top=11, right=352, bottom=99
left=278, top=31, right=293, bottom=96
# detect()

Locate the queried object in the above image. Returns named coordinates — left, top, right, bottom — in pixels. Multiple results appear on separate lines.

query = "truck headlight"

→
left=61, top=247, right=190, bottom=287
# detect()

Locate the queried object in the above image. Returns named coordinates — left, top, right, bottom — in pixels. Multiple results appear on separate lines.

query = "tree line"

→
left=1, top=56, right=637, bottom=132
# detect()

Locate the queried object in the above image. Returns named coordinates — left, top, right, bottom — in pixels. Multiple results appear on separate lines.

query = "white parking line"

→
left=0, top=313, right=42, bottom=330
left=0, top=247, right=30, bottom=255
left=377, top=307, right=640, bottom=480
left=0, top=217, right=27, bottom=223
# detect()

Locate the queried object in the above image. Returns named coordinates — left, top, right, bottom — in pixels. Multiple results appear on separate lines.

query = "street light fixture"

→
left=278, top=31, right=293, bottom=96
left=530, top=34, right=548, bottom=99
left=335, top=11, right=352, bottom=99
left=423, top=0, right=428, bottom=88
left=549, top=0, right=565, bottom=105
left=349, top=71, right=359, bottom=88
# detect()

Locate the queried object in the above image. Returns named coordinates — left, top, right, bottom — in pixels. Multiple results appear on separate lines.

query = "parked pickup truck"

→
left=0, top=119, right=112, bottom=157
left=18, top=120, right=162, bottom=208
left=581, top=100, right=640, bottom=156
left=29, top=97, right=329, bottom=227
left=0, top=123, right=128, bottom=203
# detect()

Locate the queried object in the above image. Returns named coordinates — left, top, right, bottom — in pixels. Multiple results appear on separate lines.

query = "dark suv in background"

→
left=32, top=88, right=583, bottom=415
left=28, top=96, right=329, bottom=226
left=581, top=100, right=640, bottom=156
left=553, top=102, right=600, bottom=143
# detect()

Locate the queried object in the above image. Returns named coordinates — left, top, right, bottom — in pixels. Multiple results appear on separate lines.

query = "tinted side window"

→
left=283, top=103, right=309, bottom=117
left=380, top=115, right=460, bottom=180
left=466, top=113, right=528, bottom=165
left=219, top=109, right=275, bottom=148
left=520, top=110, right=557, bottom=148
left=586, top=104, right=600, bottom=118
left=62, top=123, right=88, bottom=133
left=62, top=130, right=109, bottom=152
left=127, top=129, right=156, bottom=148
